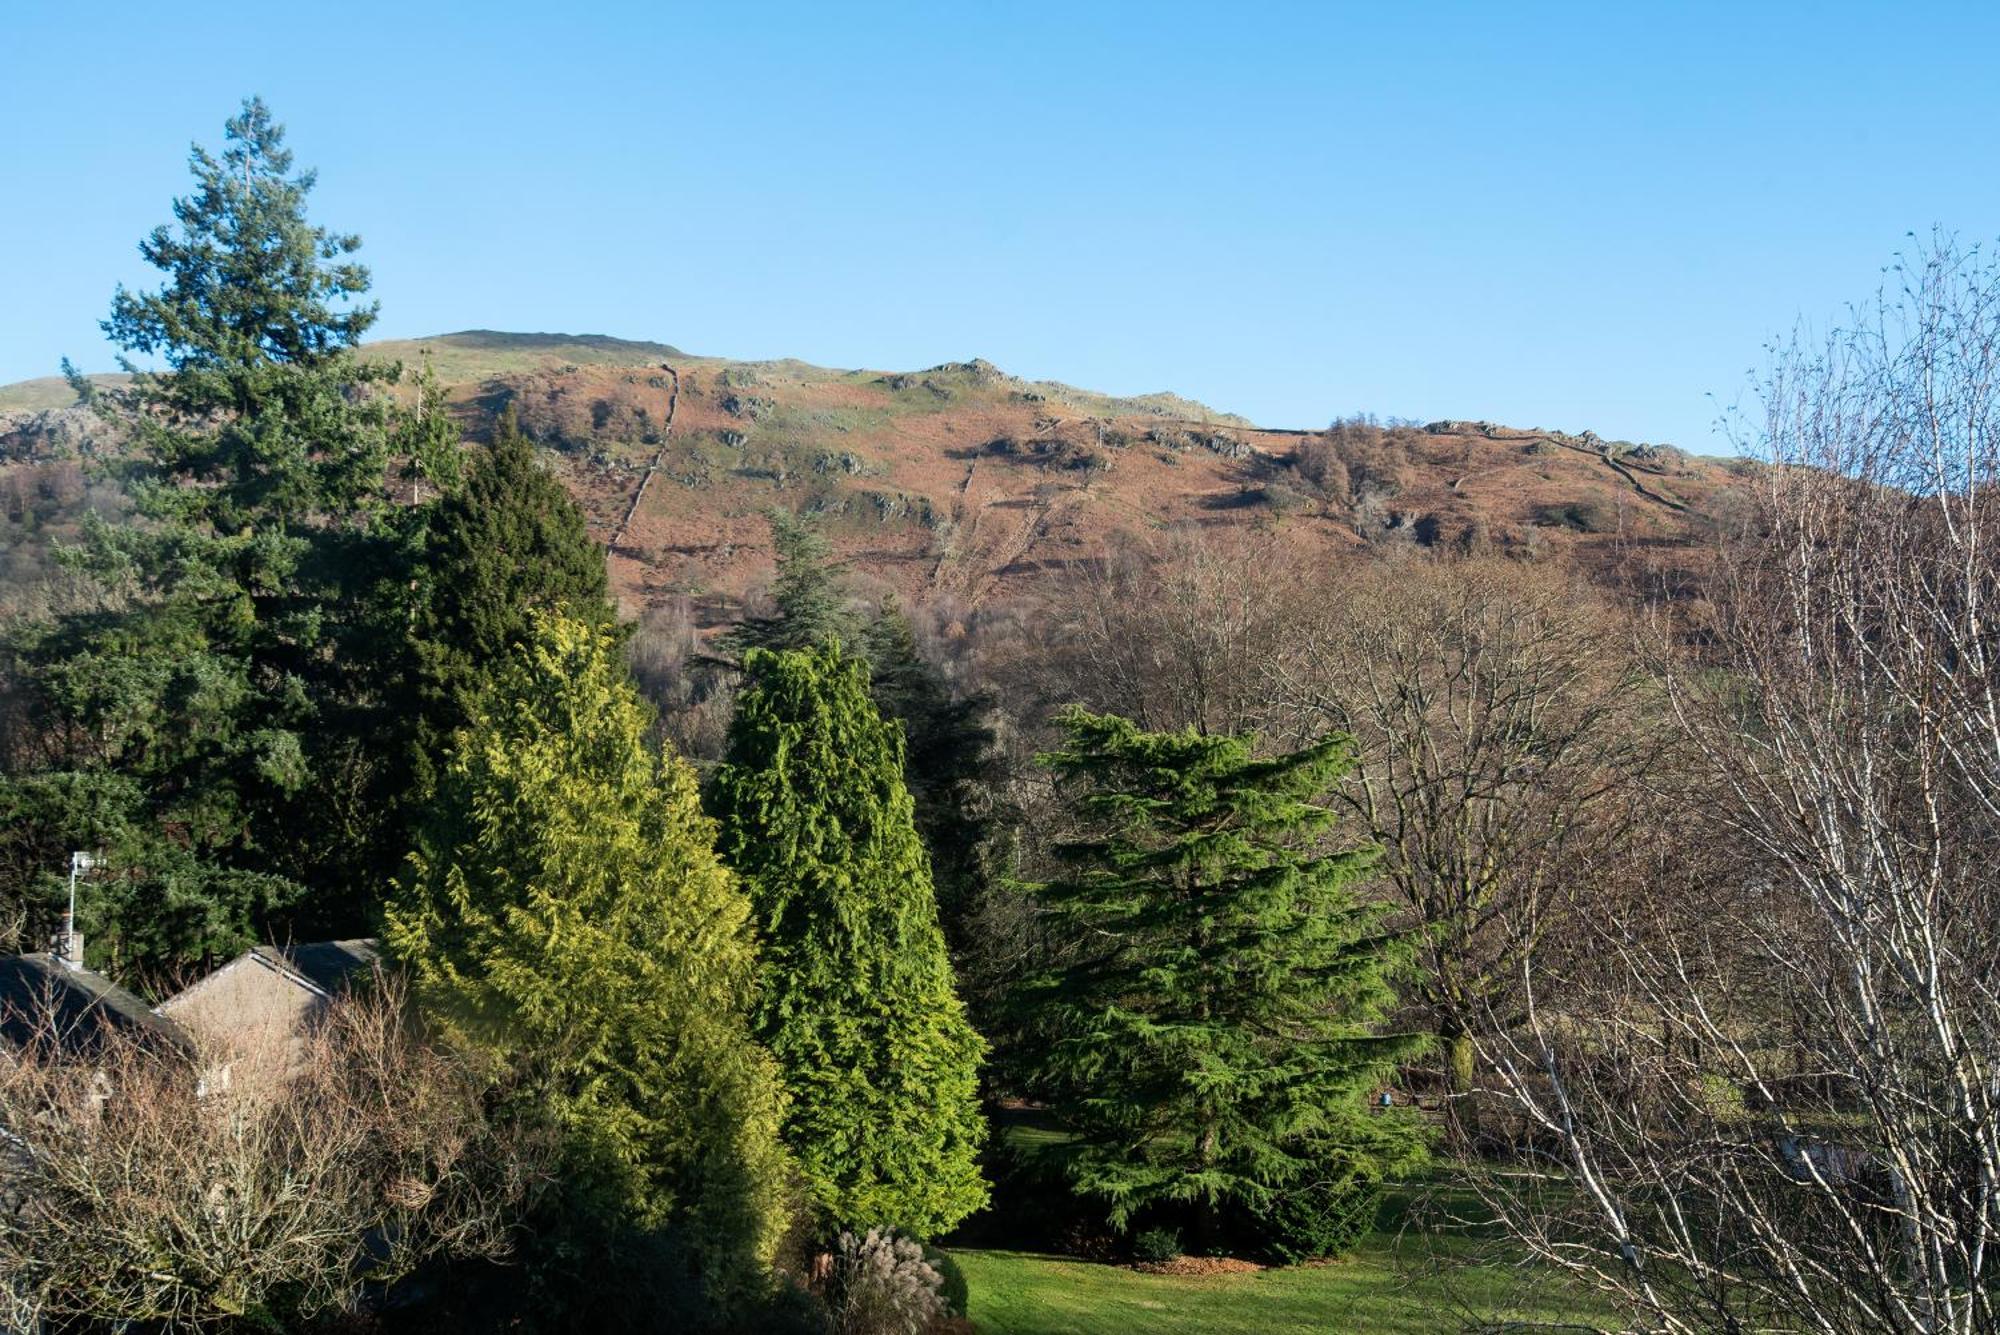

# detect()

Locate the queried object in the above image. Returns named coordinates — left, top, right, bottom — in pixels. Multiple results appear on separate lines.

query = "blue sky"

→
left=5, top=2, right=1997, bottom=450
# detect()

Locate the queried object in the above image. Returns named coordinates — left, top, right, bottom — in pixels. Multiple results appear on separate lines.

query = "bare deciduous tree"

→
left=1475, top=236, right=2000, bottom=1335
left=1003, top=527, right=1297, bottom=738
left=1270, top=558, right=1657, bottom=1136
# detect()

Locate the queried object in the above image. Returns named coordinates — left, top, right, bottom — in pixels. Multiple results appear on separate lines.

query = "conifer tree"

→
left=395, top=350, right=464, bottom=507
left=722, top=512, right=1000, bottom=946
left=724, top=508, right=859, bottom=656
left=860, top=601, right=998, bottom=941
left=402, top=404, right=613, bottom=794
left=1023, top=709, right=1427, bottom=1252
left=707, top=642, right=988, bottom=1238
left=385, top=615, right=790, bottom=1311
left=6, top=98, right=406, bottom=968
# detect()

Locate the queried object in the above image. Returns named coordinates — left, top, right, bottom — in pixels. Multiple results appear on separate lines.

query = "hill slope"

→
left=1, top=332, right=1747, bottom=618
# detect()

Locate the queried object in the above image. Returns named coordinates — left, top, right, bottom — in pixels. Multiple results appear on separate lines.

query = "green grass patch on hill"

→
left=752, top=397, right=906, bottom=443
left=359, top=330, right=687, bottom=382
left=0, top=374, right=128, bottom=413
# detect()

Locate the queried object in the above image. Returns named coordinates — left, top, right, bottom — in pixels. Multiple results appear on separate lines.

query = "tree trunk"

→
left=1194, top=1116, right=1220, bottom=1253
left=1443, top=1025, right=1478, bottom=1143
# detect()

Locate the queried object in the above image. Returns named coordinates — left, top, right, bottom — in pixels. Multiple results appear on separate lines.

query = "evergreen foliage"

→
left=403, top=403, right=612, bottom=794
left=385, top=614, right=791, bottom=1314
left=707, top=642, right=989, bottom=1238
left=1022, top=709, right=1427, bottom=1245
left=2, top=98, right=410, bottom=970
left=724, top=508, right=859, bottom=657
left=0, top=770, right=297, bottom=975
left=395, top=350, right=465, bottom=506
left=860, top=601, right=998, bottom=939
left=722, top=512, right=1000, bottom=949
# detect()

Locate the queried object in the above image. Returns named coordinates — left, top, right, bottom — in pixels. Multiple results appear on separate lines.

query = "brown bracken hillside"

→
left=0, top=331, right=1752, bottom=621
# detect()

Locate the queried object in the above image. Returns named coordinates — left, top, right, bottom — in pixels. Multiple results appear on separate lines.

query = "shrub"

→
left=1063, top=445, right=1108, bottom=474
left=754, top=1279, right=839, bottom=1335
left=830, top=1229, right=946, bottom=1335
left=1131, top=1227, right=1183, bottom=1264
left=0, top=976, right=526, bottom=1329
left=1293, top=433, right=1350, bottom=501
left=1247, top=1169, right=1383, bottom=1264
left=1534, top=499, right=1614, bottom=533
left=1259, top=480, right=1311, bottom=514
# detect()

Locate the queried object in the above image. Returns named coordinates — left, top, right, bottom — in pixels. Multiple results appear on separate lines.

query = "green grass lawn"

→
left=950, top=1239, right=1612, bottom=1334
left=962, top=1116, right=1615, bottom=1333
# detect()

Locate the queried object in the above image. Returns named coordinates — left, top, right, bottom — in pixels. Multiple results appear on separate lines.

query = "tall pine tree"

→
left=5, top=98, right=405, bottom=973
left=402, top=403, right=613, bottom=795
left=706, top=641, right=988, bottom=1238
left=1023, top=709, right=1426, bottom=1253
left=385, top=614, right=791, bottom=1318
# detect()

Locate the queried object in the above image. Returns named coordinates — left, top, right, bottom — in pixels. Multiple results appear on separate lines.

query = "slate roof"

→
left=251, top=939, right=379, bottom=995
left=0, top=953, right=194, bottom=1057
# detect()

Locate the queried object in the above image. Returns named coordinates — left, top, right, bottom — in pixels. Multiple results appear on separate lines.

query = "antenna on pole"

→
left=61, top=851, right=94, bottom=969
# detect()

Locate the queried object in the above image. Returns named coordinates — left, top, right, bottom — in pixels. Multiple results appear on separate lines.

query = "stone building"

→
left=159, top=939, right=378, bottom=1084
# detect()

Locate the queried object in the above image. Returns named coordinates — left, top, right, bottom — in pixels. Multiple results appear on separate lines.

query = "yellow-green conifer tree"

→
left=386, top=614, right=790, bottom=1314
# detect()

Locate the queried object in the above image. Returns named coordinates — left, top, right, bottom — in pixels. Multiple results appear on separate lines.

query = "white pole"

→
left=63, top=851, right=92, bottom=967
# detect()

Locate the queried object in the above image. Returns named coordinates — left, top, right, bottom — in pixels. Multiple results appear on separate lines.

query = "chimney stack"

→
left=53, top=924, right=84, bottom=969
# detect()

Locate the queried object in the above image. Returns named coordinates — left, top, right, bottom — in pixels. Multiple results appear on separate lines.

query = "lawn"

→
left=950, top=1239, right=1613, bottom=1334
left=959, top=1116, right=1617, bottom=1332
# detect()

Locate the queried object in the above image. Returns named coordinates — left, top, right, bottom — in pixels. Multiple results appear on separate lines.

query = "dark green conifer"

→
left=724, top=508, right=859, bottom=657
left=6, top=98, right=401, bottom=969
left=860, top=601, right=997, bottom=941
left=403, top=404, right=613, bottom=793
left=724, top=513, right=1000, bottom=947
left=707, top=641, right=988, bottom=1238
left=1023, top=709, right=1427, bottom=1251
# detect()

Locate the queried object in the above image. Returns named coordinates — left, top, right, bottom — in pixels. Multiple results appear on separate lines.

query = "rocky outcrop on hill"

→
left=0, top=404, right=104, bottom=461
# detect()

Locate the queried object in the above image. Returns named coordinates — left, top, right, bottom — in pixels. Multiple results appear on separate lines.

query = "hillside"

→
left=0, top=331, right=1749, bottom=619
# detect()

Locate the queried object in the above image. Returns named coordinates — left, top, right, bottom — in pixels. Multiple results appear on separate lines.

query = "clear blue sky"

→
left=6, top=2, right=1997, bottom=450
